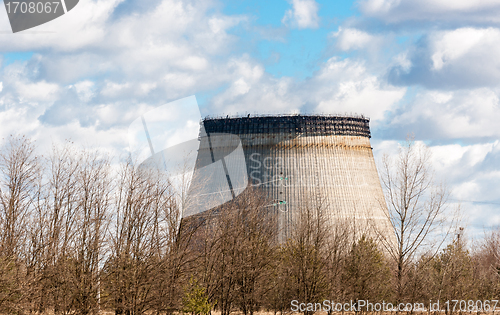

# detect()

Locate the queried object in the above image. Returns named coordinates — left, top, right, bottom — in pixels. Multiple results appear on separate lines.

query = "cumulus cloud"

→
left=3, top=0, right=395, bottom=157
left=331, top=27, right=385, bottom=52
left=380, top=88, right=500, bottom=140
left=73, top=81, right=95, bottom=103
left=429, top=28, right=500, bottom=71
left=388, top=27, right=500, bottom=89
left=0, top=0, right=400, bottom=147
left=1, top=0, right=248, bottom=120
left=208, top=56, right=405, bottom=123
left=0, top=0, right=253, bottom=156
left=305, top=58, right=405, bottom=122
left=359, top=0, right=500, bottom=25
left=282, top=0, right=320, bottom=29
left=0, top=0, right=121, bottom=51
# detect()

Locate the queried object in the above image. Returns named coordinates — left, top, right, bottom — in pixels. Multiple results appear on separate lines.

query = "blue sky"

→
left=1, top=0, right=500, bottom=238
left=220, top=0, right=358, bottom=79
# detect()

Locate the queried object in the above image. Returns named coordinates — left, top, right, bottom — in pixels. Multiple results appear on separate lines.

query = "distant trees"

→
left=104, top=161, right=170, bottom=314
left=475, top=228, right=500, bottom=299
left=342, top=235, right=391, bottom=303
left=281, top=200, right=331, bottom=314
left=196, top=188, right=277, bottom=315
left=409, top=228, right=500, bottom=310
left=24, top=144, right=79, bottom=313
left=430, top=235, right=475, bottom=302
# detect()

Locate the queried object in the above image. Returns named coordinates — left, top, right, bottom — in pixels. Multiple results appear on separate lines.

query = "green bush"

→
left=182, top=277, right=214, bottom=315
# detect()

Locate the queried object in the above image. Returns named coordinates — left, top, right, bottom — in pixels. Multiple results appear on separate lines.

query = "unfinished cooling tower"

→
left=186, top=114, right=393, bottom=242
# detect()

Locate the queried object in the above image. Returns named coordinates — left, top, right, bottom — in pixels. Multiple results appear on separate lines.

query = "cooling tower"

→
left=186, top=114, right=394, bottom=242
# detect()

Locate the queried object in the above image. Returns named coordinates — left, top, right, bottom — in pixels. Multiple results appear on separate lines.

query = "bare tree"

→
left=195, top=188, right=277, bottom=315
left=325, top=210, right=356, bottom=309
left=233, top=190, right=277, bottom=315
left=0, top=136, right=41, bottom=313
left=264, top=248, right=294, bottom=315
left=430, top=230, right=476, bottom=308
left=72, top=149, right=112, bottom=315
left=472, top=227, right=500, bottom=300
left=104, top=161, right=173, bottom=315
left=5, top=135, right=498, bottom=315
left=25, top=144, right=81, bottom=314
left=151, top=163, right=205, bottom=315
left=379, top=135, right=453, bottom=302
left=341, top=235, right=392, bottom=307
left=0, top=136, right=41, bottom=258
left=282, top=199, right=331, bottom=315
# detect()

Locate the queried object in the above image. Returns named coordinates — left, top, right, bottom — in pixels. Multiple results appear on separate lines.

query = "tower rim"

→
left=202, top=114, right=371, bottom=139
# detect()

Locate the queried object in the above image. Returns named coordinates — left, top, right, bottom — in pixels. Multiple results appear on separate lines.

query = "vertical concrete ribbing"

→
left=201, top=115, right=393, bottom=242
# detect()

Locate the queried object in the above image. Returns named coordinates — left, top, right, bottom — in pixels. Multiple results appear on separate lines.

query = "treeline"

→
left=0, top=136, right=499, bottom=315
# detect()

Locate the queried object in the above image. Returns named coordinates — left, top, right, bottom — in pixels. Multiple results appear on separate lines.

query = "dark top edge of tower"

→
left=202, top=114, right=371, bottom=138
left=203, top=113, right=370, bottom=121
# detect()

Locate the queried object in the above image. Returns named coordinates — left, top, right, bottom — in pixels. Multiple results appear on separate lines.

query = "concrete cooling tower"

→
left=186, top=114, right=394, bottom=242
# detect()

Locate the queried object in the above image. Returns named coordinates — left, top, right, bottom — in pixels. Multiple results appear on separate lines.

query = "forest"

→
left=0, top=136, right=499, bottom=315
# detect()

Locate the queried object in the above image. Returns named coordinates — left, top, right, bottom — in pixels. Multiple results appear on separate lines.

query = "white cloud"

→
left=426, top=141, right=500, bottom=230
left=387, top=88, right=500, bottom=139
left=209, top=57, right=405, bottom=123
left=0, top=0, right=121, bottom=51
left=15, top=81, right=60, bottom=102
left=0, top=0, right=254, bottom=159
left=73, top=81, right=95, bottom=103
left=0, top=0, right=245, bottom=91
left=100, top=81, right=130, bottom=98
left=392, top=52, right=412, bottom=72
left=332, top=27, right=382, bottom=51
left=430, top=27, right=500, bottom=71
left=282, top=0, right=320, bottom=29
left=307, top=58, right=406, bottom=122
left=430, top=142, right=496, bottom=172
left=0, top=0, right=403, bottom=141
left=388, top=27, right=500, bottom=88
left=359, top=0, right=500, bottom=24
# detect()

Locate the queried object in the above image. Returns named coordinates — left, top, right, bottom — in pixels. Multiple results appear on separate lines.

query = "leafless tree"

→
left=341, top=235, right=392, bottom=308
left=282, top=199, right=331, bottom=315
left=195, top=188, right=277, bottom=315
left=71, top=149, right=112, bottom=315
left=25, top=144, right=81, bottom=314
left=378, top=135, right=454, bottom=302
left=264, top=248, right=293, bottom=315
left=472, top=227, right=500, bottom=300
left=0, top=136, right=41, bottom=258
left=233, top=190, right=277, bottom=315
left=0, top=136, right=41, bottom=313
left=325, top=210, right=356, bottom=308
left=104, top=160, right=174, bottom=315
left=149, top=158, right=207, bottom=315
left=4, top=135, right=496, bottom=315
left=430, top=230, right=476, bottom=309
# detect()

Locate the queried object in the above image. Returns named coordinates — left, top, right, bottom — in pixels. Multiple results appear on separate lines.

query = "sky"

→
left=0, top=0, right=499, bottom=238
